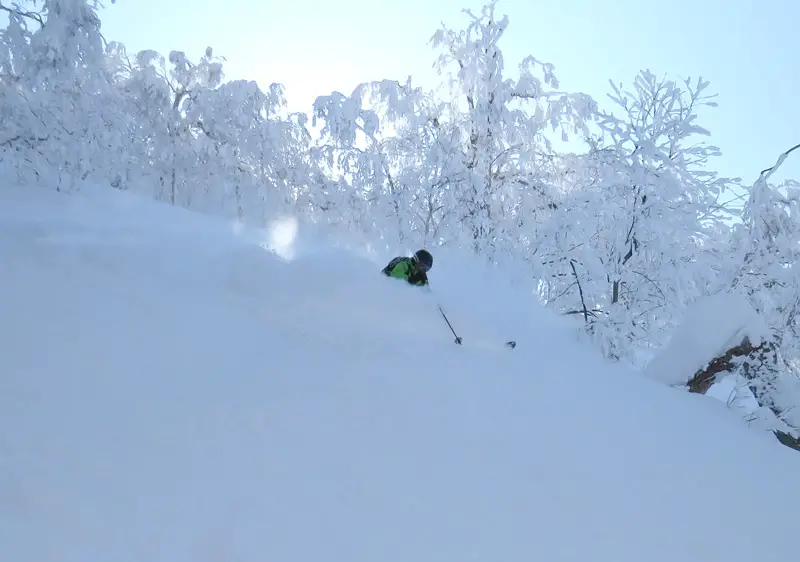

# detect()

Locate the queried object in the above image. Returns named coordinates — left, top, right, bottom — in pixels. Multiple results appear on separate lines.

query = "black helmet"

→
left=413, top=249, right=433, bottom=270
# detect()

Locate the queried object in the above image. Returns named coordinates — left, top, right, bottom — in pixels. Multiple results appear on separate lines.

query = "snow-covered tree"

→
left=0, top=0, right=121, bottom=187
left=430, top=0, right=596, bottom=260
left=311, top=1, right=597, bottom=258
left=728, top=144, right=800, bottom=435
left=537, top=71, right=736, bottom=362
left=312, top=78, right=459, bottom=245
left=733, top=144, right=800, bottom=341
left=190, top=79, right=314, bottom=222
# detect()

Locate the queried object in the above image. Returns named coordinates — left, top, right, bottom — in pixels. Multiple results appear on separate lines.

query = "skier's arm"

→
left=387, top=261, right=410, bottom=280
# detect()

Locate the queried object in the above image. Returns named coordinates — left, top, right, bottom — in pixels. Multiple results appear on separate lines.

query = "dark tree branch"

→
left=570, top=259, right=590, bottom=324
left=757, top=142, right=800, bottom=184
left=1, top=134, right=49, bottom=148
left=0, top=2, right=44, bottom=28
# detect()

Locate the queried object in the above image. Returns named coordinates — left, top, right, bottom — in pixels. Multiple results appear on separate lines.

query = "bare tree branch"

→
left=632, top=270, right=667, bottom=301
left=570, top=259, right=590, bottom=324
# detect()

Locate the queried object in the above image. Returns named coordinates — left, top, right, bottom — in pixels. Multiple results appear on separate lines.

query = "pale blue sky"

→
left=98, top=0, right=799, bottom=186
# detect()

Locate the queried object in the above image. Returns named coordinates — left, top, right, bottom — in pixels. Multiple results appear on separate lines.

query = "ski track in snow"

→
left=1, top=183, right=799, bottom=562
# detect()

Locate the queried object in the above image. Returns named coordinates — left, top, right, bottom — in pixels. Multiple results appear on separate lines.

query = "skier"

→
left=382, top=249, right=433, bottom=287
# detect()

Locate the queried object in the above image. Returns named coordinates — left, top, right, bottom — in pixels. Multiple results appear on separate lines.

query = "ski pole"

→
left=437, top=304, right=463, bottom=345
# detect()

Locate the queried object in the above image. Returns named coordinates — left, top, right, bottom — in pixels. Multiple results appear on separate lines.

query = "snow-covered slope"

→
left=2, top=183, right=798, bottom=562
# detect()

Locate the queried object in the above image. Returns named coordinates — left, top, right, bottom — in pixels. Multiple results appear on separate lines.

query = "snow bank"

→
left=643, top=292, right=771, bottom=386
left=2, top=183, right=800, bottom=562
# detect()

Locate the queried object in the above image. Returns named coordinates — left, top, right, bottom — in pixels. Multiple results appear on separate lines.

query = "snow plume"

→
left=265, top=215, right=299, bottom=260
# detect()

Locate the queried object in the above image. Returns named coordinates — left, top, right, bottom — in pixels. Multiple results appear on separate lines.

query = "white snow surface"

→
left=2, top=183, right=799, bottom=562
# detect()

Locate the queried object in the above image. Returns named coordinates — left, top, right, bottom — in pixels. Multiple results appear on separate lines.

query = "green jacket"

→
left=382, top=257, right=429, bottom=286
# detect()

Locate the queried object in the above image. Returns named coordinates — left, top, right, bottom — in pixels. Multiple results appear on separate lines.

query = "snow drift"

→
left=2, top=183, right=799, bottom=562
left=644, top=292, right=771, bottom=387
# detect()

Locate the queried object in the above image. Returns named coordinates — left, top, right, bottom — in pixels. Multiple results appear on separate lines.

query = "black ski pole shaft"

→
left=437, top=305, right=462, bottom=345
